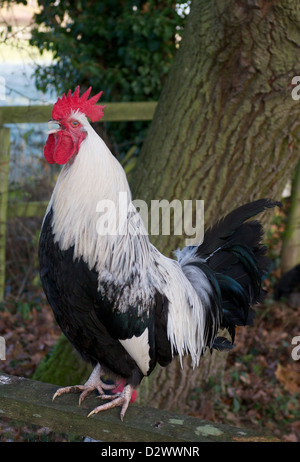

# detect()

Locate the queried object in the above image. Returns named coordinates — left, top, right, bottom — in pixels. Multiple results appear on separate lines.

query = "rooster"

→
left=39, top=86, right=280, bottom=420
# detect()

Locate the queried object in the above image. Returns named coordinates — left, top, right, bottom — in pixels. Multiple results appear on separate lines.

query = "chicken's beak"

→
left=47, top=119, right=62, bottom=135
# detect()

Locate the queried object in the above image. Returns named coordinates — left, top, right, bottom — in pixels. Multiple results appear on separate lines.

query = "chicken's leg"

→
left=52, top=363, right=115, bottom=405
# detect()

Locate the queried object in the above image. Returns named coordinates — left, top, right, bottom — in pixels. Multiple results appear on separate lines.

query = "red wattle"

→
left=53, top=132, right=76, bottom=165
left=44, top=134, right=56, bottom=164
left=44, top=131, right=76, bottom=165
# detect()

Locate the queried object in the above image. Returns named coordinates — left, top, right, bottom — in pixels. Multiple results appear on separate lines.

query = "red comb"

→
left=52, top=86, right=105, bottom=122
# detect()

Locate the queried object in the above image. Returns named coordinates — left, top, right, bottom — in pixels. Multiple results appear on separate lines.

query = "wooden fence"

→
left=0, top=102, right=157, bottom=302
left=0, top=372, right=279, bottom=442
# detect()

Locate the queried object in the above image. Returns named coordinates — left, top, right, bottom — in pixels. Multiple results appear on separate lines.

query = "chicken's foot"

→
left=87, top=384, right=134, bottom=421
left=52, top=363, right=115, bottom=405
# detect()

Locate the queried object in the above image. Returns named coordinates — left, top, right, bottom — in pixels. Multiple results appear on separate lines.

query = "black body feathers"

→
left=39, top=209, right=165, bottom=386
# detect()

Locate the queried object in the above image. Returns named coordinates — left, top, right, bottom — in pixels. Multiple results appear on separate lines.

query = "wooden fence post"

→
left=0, top=126, right=10, bottom=302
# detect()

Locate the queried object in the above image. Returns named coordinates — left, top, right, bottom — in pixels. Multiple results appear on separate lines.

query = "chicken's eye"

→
left=71, top=120, right=79, bottom=127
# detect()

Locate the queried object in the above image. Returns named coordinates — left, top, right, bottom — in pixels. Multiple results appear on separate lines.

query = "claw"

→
left=52, top=385, right=85, bottom=401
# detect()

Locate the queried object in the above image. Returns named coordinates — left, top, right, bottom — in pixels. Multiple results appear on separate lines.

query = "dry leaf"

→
left=275, top=363, right=300, bottom=394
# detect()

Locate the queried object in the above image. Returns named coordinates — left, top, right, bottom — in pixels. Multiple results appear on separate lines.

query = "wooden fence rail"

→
left=0, top=102, right=157, bottom=124
left=0, top=102, right=157, bottom=302
left=0, top=373, right=279, bottom=442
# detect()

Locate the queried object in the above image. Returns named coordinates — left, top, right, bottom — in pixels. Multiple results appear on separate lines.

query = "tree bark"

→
left=132, top=0, right=300, bottom=254
left=32, top=334, right=92, bottom=386
left=131, top=0, right=300, bottom=412
left=35, top=0, right=300, bottom=415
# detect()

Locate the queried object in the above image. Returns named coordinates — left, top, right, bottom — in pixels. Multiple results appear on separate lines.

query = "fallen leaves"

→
left=0, top=300, right=61, bottom=378
left=275, top=363, right=300, bottom=394
left=218, top=297, right=300, bottom=441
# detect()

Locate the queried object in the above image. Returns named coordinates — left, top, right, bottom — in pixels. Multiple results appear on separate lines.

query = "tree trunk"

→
left=132, top=0, right=300, bottom=254
left=35, top=0, right=300, bottom=415
left=280, top=160, right=300, bottom=273
left=32, top=334, right=92, bottom=386
left=131, top=0, right=300, bottom=411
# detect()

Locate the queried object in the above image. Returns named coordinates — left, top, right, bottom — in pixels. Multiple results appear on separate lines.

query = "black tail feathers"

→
left=178, top=198, right=281, bottom=352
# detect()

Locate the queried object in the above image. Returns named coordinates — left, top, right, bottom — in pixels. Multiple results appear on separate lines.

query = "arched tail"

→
left=176, top=199, right=281, bottom=351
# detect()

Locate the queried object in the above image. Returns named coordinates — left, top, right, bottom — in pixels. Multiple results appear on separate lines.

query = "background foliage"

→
left=30, top=0, right=189, bottom=101
left=16, top=0, right=190, bottom=156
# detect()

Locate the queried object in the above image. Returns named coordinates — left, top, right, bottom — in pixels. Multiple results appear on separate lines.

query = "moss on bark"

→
left=32, top=335, right=92, bottom=386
